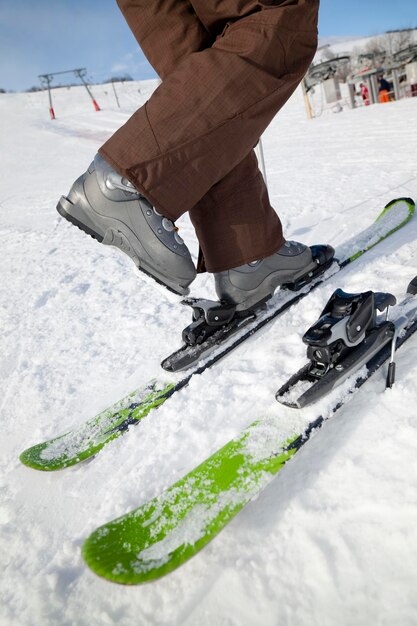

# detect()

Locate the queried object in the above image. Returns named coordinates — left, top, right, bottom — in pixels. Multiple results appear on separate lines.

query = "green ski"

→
left=19, top=197, right=415, bottom=471
left=82, top=277, right=417, bottom=584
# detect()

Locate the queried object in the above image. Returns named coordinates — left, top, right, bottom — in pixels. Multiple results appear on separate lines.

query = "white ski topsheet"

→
left=2, top=80, right=417, bottom=626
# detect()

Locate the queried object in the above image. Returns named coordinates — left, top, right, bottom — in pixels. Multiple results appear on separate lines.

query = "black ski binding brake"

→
left=276, top=287, right=397, bottom=408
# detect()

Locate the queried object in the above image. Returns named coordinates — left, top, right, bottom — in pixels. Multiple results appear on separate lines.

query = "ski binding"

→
left=162, top=244, right=335, bottom=372
left=276, top=287, right=397, bottom=408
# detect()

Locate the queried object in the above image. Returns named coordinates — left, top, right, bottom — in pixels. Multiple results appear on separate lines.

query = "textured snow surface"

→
left=2, top=80, right=417, bottom=626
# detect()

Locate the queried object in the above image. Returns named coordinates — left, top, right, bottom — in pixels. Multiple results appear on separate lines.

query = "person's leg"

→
left=58, top=1, right=211, bottom=296
left=59, top=0, right=323, bottom=302
left=191, top=0, right=261, bottom=37
left=189, top=150, right=282, bottom=272
left=187, top=0, right=327, bottom=302
left=115, top=0, right=283, bottom=272
left=100, top=0, right=319, bottom=222
left=99, top=0, right=319, bottom=271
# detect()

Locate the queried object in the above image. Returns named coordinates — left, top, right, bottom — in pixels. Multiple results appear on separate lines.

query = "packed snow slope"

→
left=1, top=81, right=417, bottom=626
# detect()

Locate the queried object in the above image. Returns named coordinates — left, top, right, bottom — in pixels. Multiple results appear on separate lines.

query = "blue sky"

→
left=1, top=0, right=416, bottom=91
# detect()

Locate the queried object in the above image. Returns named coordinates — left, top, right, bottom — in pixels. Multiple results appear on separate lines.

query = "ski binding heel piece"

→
left=276, top=288, right=396, bottom=408
left=181, top=299, right=237, bottom=346
left=161, top=298, right=258, bottom=372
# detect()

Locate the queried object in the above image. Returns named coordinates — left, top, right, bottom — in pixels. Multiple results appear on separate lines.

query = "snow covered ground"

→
left=1, top=80, right=417, bottom=626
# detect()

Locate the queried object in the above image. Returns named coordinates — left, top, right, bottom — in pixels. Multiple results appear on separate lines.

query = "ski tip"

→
left=383, top=197, right=415, bottom=211
left=19, top=445, right=54, bottom=471
left=19, top=444, right=75, bottom=471
left=377, top=197, right=415, bottom=224
left=348, top=197, right=415, bottom=264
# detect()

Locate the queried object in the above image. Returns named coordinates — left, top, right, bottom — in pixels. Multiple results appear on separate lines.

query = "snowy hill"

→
left=1, top=81, right=417, bottom=625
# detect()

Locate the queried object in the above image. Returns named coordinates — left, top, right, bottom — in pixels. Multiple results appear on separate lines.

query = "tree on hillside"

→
left=335, top=60, right=352, bottom=83
left=383, top=29, right=414, bottom=56
left=321, top=46, right=335, bottom=61
left=363, top=36, right=387, bottom=66
left=361, top=30, right=414, bottom=67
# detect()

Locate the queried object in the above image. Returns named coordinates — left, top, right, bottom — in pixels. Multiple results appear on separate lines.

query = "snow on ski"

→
left=19, top=197, right=415, bottom=471
left=82, top=276, right=417, bottom=585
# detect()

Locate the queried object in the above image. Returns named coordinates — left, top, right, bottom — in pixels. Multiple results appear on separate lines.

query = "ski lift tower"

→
left=39, top=67, right=101, bottom=119
left=304, top=55, right=351, bottom=117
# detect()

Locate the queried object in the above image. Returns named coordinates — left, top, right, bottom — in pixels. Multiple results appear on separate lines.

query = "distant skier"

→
left=359, top=82, right=370, bottom=106
left=57, top=0, right=330, bottom=314
left=377, top=74, right=391, bottom=103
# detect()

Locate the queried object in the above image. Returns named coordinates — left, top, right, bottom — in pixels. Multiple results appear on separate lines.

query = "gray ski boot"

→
left=214, top=241, right=328, bottom=311
left=56, top=154, right=196, bottom=295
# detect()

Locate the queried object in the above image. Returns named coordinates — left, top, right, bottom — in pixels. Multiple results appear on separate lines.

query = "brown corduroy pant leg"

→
left=100, top=0, right=319, bottom=272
